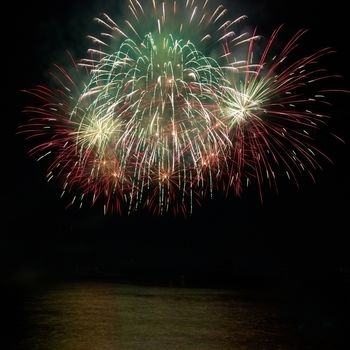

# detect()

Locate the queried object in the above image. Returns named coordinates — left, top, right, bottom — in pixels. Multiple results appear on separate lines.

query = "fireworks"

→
left=19, top=0, right=344, bottom=215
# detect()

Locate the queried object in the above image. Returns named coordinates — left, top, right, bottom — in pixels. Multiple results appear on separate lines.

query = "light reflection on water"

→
left=19, top=283, right=295, bottom=349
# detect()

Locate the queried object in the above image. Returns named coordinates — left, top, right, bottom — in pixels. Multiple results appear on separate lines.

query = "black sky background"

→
left=2, top=0, right=349, bottom=290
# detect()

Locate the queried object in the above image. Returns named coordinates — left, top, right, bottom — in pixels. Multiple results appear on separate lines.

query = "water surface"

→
left=13, top=282, right=301, bottom=349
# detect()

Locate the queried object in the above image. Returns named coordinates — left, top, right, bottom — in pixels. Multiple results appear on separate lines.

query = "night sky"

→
left=2, top=0, right=349, bottom=291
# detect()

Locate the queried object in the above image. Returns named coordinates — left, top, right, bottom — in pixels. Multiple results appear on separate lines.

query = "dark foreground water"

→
left=8, top=281, right=349, bottom=350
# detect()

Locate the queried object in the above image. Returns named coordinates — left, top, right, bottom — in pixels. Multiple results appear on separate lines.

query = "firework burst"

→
left=19, top=0, right=345, bottom=215
left=219, top=26, right=343, bottom=199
